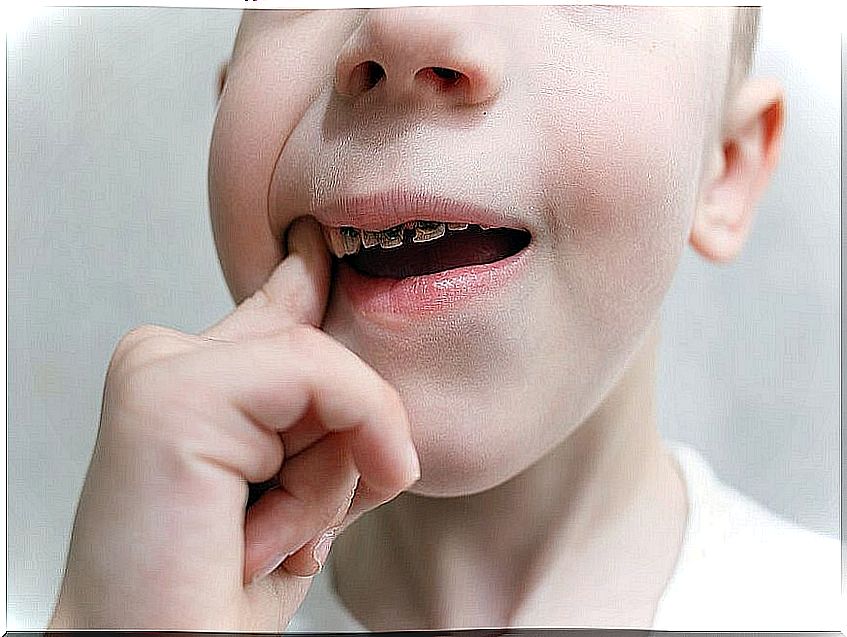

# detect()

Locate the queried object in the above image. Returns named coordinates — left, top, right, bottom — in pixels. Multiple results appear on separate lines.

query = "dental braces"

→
left=323, top=220, right=492, bottom=258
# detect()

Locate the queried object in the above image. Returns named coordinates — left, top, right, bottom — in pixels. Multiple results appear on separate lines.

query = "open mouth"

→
left=323, top=221, right=532, bottom=279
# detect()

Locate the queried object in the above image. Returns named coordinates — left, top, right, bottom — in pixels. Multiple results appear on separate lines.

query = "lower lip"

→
left=335, top=245, right=531, bottom=320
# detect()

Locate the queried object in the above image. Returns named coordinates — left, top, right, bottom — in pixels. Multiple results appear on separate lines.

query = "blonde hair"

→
left=729, top=7, right=761, bottom=92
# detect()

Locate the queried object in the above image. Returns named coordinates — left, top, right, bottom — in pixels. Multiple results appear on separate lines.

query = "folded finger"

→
left=243, top=433, right=357, bottom=585
left=281, top=473, right=359, bottom=578
left=216, top=327, right=420, bottom=494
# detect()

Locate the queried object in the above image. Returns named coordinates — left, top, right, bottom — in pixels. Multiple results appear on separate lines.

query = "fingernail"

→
left=332, top=486, right=356, bottom=522
left=250, top=551, right=290, bottom=586
left=285, top=217, right=305, bottom=254
left=311, top=528, right=336, bottom=573
left=285, top=216, right=320, bottom=257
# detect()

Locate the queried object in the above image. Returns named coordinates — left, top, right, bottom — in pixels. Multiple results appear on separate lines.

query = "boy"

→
left=48, top=6, right=840, bottom=632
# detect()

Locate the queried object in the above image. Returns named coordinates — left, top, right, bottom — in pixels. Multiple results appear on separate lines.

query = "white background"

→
left=6, top=5, right=843, bottom=629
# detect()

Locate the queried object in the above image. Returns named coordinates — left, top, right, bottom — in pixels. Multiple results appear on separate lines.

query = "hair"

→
left=728, top=6, right=761, bottom=92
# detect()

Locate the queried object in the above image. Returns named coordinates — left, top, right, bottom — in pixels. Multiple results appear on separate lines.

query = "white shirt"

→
left=286, top=441, right=843, bottom=632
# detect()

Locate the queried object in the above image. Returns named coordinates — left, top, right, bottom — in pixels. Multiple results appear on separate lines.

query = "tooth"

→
left=324, top=226, right=348, bottom=258
left=412, top=221, right=446, bottom=243
left=403, top=221, right=417, bottom=229
left=339, top=227, right=362, bottom=255
left=479, top=224, right=492, bottom=231
left=446, top=223, right=468, bottom=231
left=361, top=230, right=380, bottom=249
left=378, top=225, right=405, bottom=249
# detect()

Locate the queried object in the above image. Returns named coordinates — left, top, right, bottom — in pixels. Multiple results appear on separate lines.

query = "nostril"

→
left=363, top=61, right=385, bottom=89
left=417, top=66, right=465, bottom=92
left=348, top=60, right=386, bottom=94
left=431, top=67, right=461, bottom=82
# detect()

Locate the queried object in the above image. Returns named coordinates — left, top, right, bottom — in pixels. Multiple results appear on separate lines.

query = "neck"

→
left=331, top=318, right=688, bottom=629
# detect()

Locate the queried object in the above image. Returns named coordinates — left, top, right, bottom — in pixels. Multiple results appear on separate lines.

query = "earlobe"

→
left=689, top=76, right=785, bottom=264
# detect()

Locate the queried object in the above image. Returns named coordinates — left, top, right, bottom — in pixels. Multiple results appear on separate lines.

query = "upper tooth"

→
left=326, top=220, right=472, bottom=258
left=378, top=225, right=405, bottom=249
left=323, top=225, right=346, bottom=257
left=339, top=227, right=362, bottom=255
left=412, top=221, right=446, bottom=243
left=361, top=230, right=380, bottom=248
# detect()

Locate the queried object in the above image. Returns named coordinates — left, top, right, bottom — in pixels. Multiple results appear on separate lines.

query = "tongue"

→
left=346, top=226, right=529, bottom=279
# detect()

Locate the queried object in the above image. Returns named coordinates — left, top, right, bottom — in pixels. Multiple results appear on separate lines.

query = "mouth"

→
left=312, top=191, right=534, bottom=319
left=323, top=222, right=531, bottom=279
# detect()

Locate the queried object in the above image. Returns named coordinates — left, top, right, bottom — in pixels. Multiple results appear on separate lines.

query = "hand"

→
left=47, top=217, right=420, bottom=631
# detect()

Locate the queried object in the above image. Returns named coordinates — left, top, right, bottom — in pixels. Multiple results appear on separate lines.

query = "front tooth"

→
left=446, top=223, right=468, bottom=231
left=339, top=226, right=362, bottom=255
left=479, top=224, right=492, bottom=231
left=378, top=225, right=405, bottom=249
left=325, top=226, right=348, bottom=258
left=412, top=221, right=446, bottom=243
left=361, top=230, right=380, bottom=249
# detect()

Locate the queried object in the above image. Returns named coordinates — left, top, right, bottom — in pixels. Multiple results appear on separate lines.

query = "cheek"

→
left=536, top=56, right=710, bottom=351
left=209, top=14, right=360, bottom=303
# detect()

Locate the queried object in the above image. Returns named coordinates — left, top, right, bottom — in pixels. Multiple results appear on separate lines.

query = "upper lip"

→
left=308, top=187, right=527, bottom=232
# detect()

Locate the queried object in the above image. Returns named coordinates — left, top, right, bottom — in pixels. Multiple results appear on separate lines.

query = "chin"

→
left=408, top=453, right=523, bottom=498
left=321, top=288, right=555, bottom=497
left=397, top=399, right=544, bottom=498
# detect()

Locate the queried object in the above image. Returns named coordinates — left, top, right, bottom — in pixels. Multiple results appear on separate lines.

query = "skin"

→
left=212, top=7, right=783, bottom=627
left=48, top=217, right=421, bottom=630
left=49, top=6, right=784, bottom=632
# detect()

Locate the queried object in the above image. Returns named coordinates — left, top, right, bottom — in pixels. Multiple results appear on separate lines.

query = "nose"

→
left=334, top=7, right=506, bottom=108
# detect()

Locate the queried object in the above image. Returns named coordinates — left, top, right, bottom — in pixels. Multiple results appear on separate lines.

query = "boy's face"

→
left=210, top=7, right=735, bottom=496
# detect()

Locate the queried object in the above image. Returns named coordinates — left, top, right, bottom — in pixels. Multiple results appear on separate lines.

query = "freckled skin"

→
left=209, top=7, right=731, bottom=496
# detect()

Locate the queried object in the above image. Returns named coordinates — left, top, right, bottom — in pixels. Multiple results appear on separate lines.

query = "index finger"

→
left=213, top=327, right=421, bottom=494
left=202, top=215, right=331, bottom=340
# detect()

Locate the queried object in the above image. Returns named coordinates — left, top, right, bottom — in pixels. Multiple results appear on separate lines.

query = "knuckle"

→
left=105, top=358, right=215, bottom=448
left=110, top=324, right=188, bottom=377
left=119, top=323, right=175, bottom=349
left=113, top=324, right=155, bottom=362
left=107, top=334, right=210, bottom=424
left=239, top=288, right=272, bottom=314
left=106, top=358, right=167, bottom=414
left=98, top=331, right=262, bottom=487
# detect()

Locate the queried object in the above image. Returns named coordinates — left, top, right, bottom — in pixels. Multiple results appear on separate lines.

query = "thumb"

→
left=202, top=216, right=331, bottom=340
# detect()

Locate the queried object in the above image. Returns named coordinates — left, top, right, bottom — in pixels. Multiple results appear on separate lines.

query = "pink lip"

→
left=335, top=244, right=531, bottom=321
left=310, top=186, right=525, bottom=232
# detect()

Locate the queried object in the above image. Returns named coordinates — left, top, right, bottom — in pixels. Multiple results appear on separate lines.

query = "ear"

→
left=217, top=60, right=229, bottom=102
left=689, top=76, right=785, bottom=263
